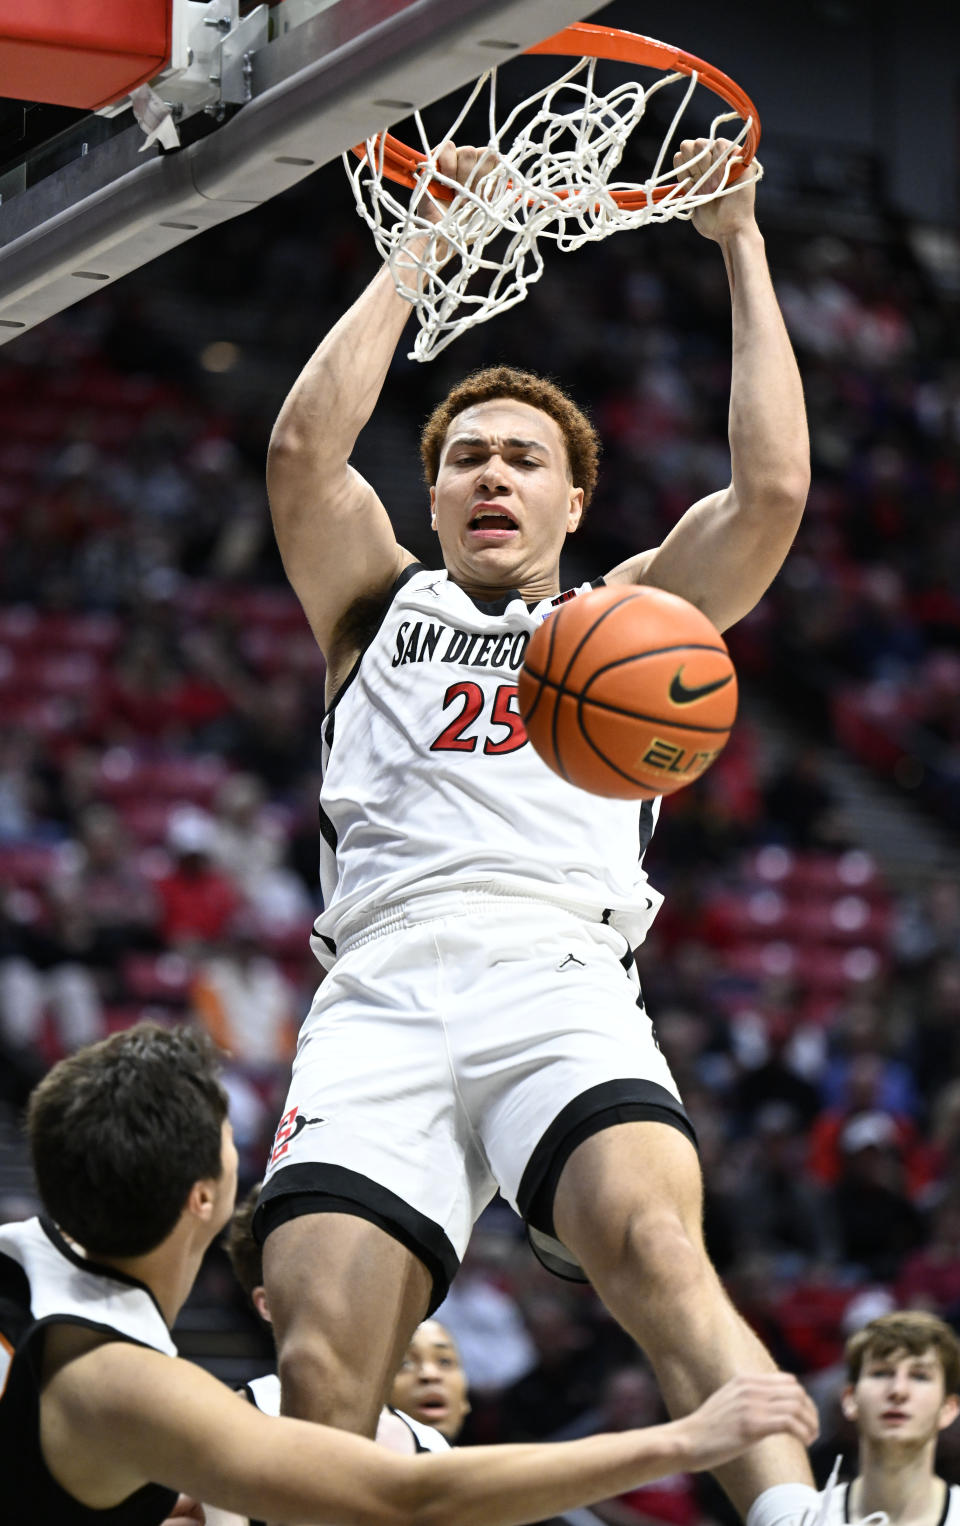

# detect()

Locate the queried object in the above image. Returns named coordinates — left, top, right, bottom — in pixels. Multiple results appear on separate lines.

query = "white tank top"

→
left=311, top=566, right=663, bottom=967
left=817, top=1479, right=960, bottom=1526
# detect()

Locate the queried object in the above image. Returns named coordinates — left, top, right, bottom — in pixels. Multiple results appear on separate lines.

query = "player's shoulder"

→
left=812, top=1479, right=851, bottom=1526
left=389, top=1406, right=451, bottom=1452
left=241, top=1371, right=281, bottom=1417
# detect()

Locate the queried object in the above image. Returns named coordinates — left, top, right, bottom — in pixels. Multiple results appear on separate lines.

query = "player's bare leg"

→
left=553, top=1121, right=815, bottom=1520
left=262, top=1212, right=432, bottom=1433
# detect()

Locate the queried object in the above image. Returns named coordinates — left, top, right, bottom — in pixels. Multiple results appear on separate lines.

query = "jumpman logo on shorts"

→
left=557, top=953, right=586, bottom=971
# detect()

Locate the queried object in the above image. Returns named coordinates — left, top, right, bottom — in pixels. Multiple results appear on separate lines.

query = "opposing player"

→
left=258, top=136, right=815, bottom=1526
left=819, top=1311, right=960, bottom=1526
left=224, top=1183, right=450, bottom=1451
left=0, top=1021, right=817, bottom=1525
left=208, top=1187, right=451, bottom=1526
left=390, top=1318, right=471, bottom=1443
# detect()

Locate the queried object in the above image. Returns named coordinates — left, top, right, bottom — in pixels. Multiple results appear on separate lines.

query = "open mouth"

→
left=468, top=505, right=519, bottom=534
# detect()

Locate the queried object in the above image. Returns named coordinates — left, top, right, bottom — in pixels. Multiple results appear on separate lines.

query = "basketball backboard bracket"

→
left=0, top=0, right=601, bottom=344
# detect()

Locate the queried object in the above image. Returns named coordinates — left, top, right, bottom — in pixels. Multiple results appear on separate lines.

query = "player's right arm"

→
left=266, top=260, right=419, bottom=661
left=46, top=1344, right=817, bottom=1525
left=267, top=143, right=485, bottom=670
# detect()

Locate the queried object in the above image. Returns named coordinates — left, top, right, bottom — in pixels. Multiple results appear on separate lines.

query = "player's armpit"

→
left=604, top=482, right=801, bottom=634
left=266, top=451, right=417, bottom=657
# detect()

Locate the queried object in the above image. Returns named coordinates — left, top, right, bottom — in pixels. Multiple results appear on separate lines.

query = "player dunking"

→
left=257, top=138, right=816, bottom=1526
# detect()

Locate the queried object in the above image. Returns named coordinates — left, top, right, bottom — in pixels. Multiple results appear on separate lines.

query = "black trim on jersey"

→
left=387, top=1406, right=435, bottom=1453
left=318, top=796, right=338, bottom=855
left=840, top=1482, right=951, bottom=1526
left=39, top=1217, right=169, bottom=1327
left=517, top=1077, right=698, bottom=1244
left=324, top=561, right=425, bottom=717
left=469, top=588, right=522, bottom=616
left=0, top=1249, right=31, bottom=1353
left=638, top=799, right=655, bottom=858
left=254, top=1164, right=459, bottom=1316
left=591, top=576, right=607, bottom=589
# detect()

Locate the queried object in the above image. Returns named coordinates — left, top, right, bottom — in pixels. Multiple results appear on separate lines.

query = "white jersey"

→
left=816, top=1481, right=960, bottom=1526
left=0, top=1214, right=175, bottom=1359
left=312, top=566, right=663, bottom=967
left=244, top=1373, right=448, bottom=1451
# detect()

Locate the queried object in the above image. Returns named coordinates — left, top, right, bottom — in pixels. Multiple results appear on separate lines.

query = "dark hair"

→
left=420, top=365, right=601, bottom=509
left=846, top=1311, right=960, bottom=1395
left=27, top=1022, right=229, bottom=1258
left=225, top=1181, right=263, bottom=1303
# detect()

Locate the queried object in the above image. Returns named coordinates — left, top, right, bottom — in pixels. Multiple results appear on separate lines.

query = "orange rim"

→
left=351, top=21, right=761, bottom=207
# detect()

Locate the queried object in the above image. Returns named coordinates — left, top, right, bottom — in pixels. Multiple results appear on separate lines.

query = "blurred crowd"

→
left=0, top=158, right=959, bottom=1519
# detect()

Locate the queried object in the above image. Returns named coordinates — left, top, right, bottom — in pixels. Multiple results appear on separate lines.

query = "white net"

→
left=344, top=53, right=761, bottom=362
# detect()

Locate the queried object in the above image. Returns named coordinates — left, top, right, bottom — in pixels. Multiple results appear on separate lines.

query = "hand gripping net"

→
left=344, top=23, right=762, bottom=362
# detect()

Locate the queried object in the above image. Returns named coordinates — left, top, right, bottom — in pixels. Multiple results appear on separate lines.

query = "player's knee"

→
left=277, top=1331, right=379, bottom=1432
left=601, top=1206, right=712, bottom=1315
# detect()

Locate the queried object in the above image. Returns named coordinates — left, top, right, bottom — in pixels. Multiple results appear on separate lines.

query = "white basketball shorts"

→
left=256, top=892, right=694, bottom=1311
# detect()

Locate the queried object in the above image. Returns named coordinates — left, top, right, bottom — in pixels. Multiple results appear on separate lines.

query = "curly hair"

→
left=420, top=366, right=600, bottom=509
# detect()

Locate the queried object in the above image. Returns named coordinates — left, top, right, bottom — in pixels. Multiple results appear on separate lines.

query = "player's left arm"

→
left=605, top=138, right=809, bottom=634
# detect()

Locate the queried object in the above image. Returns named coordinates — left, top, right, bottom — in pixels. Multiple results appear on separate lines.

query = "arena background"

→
left=1, top=2, right=959, bottom=1518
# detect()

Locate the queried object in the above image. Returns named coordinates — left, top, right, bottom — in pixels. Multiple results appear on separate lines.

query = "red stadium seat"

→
left=97, top=750, right=230, bottom=806
left=121, top=953, right=193, bottom=1005
left=0, top=841, right=73, bottom=889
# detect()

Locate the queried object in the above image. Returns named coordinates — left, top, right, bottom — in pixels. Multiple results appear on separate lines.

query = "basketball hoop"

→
left=344, top=22, right=762, bottom=362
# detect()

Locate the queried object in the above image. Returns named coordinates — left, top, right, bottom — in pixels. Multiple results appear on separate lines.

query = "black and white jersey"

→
left=0, top=1215, right=179, bottom=1524
left=312, top=566, right=663, bottom=968
left=816, top=1481, right=960, bottom=1526
left=242, top=1372, right=449, bottom=1451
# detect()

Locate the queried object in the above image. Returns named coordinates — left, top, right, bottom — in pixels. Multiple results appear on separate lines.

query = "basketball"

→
left=518, top=585, right=738, bottom=800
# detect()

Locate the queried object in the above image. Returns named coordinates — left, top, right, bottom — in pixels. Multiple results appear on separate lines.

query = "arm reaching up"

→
left=266, top=144, right=492, bottom=678
left=606, top=138, right=809, bottom=633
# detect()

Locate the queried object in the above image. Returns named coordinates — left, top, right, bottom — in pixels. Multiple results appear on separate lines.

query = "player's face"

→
left=390, top=1319, right=470, bottom=1440
left=431, top=399, right=583, bottom=591
left=845, top=1347, right=959, bottom=1451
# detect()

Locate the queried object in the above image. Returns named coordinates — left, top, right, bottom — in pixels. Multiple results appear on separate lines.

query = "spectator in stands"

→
left=733, top=1103, right=837, bottom=1269
left=435, top=1231, right=536, bottom=1401
left=156, top=806, right=241, bottom=950
left=820, top=999, right=920, bottom=1120
left=762, top=747, right=844, bottom=852
left=808, top=1054, right=932, bottom=1197
left=893, top=876, right=960, bottom=970
left=559, top=1364, right=704, bottom=1526
left=190, top=909, right=298, bottom=1067
left=829, top=1112, right=926, bottom=1280
left=66, top=803, right=159, bottom=955
left=498, top=1291, right=600, bottom=1443
left=98, top=627, right=187, bottom=744
left=895, top=1191, right=960, bottom=1317
left=209, top=772, right=311, bottom=934
left=0, top=878, right=106, bottom=1058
